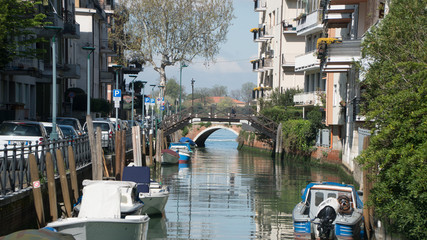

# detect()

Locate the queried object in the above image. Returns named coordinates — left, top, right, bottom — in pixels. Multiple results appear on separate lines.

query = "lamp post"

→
left=112, top=65, right=122, bottom=132
left=44, top=25, right=63, bottom=140
left=191, top=78, right=195, bottom=114
left=82, top=46, right=95, bottom=116
left=141, top=81, right=147, bottom=129
left=129, top=75, right=138, bottom=128
left=179, top=62, right=188, bottom=113
left=149, top=84, right=156, bottom=131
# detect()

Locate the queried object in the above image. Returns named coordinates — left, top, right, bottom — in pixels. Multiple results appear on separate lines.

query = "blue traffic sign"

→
left=145, top=97, right=150, bottom=103
left=113, top=89, right=121, bottom=97
left=150, top=98, right=155, bottom=104
left=160, top=106, right=165, bottom=111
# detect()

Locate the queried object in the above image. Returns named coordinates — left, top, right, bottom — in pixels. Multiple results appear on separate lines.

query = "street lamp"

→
left=44, top=25, right=63, bottom=140
left=82, top=46, right=95, bottom=116
left=112, top=65, right=122, bottom=132
left=129, top=75, right=138, bottom=127
left=141, top=81, right=147, bottom=129
left=179, top=62, right=188, bottom=113
left=191, top=78, right=195, bottom=114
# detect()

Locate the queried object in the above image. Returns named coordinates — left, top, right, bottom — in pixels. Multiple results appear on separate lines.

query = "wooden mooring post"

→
left=120, top=130, right=126, bottom=180
left=148, top=131, right=153, bottom=167
left=45, top=152, right=58, bottom=221
left=29, top=154, right=45, bottom=227
left=132, top=125, right=142, bottom=166
left=56, top=149, right=72, bottom=218
left=68, top=146, right=79, bottom=205
left=115, top=130, right=122, bottom=180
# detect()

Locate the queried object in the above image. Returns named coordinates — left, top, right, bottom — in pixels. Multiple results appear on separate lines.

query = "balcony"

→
left=322, top=39, right=361, bottom=72
left=250, top=26, right=273, bottom=42
left=282, top=21, right=297, bottom=34
left=323, top=5, right=355, bottom=28
left=295, top=51, right=320, bottom=72
left=251, top=58, right=273, bottom=72
left=296, top=10, right=323, bottom=36
left=59, top=64, right=81, bottom=79
left=330, top=0, right=367, bottom=4
left=254, top=0, right=267, bottom=12
left=100, top=71, right=113, bottom=83
left=63, top=22, right=80, bottom=39
left=293, top=91, right=325, bottom=107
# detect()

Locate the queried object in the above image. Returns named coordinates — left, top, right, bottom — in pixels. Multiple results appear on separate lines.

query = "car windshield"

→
left=0, top=123, right=42, bottom=136
left=92, top=123, right=110, bottom=131
left=57, top=119, right=78, bottom=130
left=60, top=126, right=76, bottom=137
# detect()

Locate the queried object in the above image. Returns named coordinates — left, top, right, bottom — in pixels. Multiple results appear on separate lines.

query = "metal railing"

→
left=0, top=129, right=134, bottom=198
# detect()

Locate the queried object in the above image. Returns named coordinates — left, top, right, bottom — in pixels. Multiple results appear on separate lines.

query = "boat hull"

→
left=140, top=193, right=169, bottom=215
left=46, top=215, right=149, bottom=240
left=161, top=149, right=179, bottom=165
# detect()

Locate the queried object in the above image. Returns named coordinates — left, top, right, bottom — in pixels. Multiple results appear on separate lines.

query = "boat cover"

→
left=122, top=166, right=150, bottom=193
left=78, top=182, right=121, bottom=219
left=301, top=182, right=363, bottom=209
left=179, top=137, right=196, bottom=146
left=161, top=149, right=180, bottom=158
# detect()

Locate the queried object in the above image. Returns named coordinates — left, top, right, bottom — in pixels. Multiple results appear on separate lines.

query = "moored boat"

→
left=169, top=142, right=192, bottom=163
left=161, top=149, right=180, bottom=165
left=292, top=182, right=365, bottom=240
left=123, top=166, right=170, bottom=216
left=47, top=181, right=149, bottom=240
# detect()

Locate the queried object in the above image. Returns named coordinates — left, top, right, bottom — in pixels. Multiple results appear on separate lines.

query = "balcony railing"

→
left=254, top=0, right=267, bottom=12
left=295, top=51, right=320, bottom=72
left=250, top=25, right=273, bottom=42
left=322, top=39, right=361, bottom=72
left=296, top=10, right=323, bottom=36
left=293, top=91, right=325, bottom=106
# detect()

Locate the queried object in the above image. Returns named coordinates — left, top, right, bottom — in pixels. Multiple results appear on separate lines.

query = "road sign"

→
left=114, top=101, right=120, bottom=108
left=113, top=89, right=121, bottom=98
left=160, top=106, right=165, bottom=111
left=145, top=97, right=150, bottom=103
left=150, top=98, right=155, bottom=106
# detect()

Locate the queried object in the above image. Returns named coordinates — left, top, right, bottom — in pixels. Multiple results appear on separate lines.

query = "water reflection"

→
left=148, top=129, right=348, bottom=239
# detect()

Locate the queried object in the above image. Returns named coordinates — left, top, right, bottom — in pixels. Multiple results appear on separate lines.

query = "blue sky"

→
left=125, top=0, right=259, bottom=94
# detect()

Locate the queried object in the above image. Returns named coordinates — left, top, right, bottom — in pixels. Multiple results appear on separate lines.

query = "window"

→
left=327, top=193, right=337, bottom=199
left=315, top=192, right=324, bottom=206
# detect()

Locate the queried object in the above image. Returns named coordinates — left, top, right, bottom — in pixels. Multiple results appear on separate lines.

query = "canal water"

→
left=148, top=129, right=348, bottom=239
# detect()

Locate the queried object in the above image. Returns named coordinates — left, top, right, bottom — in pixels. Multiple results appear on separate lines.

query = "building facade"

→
left=251, top=0, right=305, bottom=110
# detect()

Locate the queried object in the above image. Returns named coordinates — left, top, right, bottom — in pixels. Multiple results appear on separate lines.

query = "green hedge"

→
left=282, top=119, right=314, bottom=155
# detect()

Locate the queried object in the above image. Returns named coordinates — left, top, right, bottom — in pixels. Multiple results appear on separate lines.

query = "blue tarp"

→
left=179, top=137, right=196, bottom=146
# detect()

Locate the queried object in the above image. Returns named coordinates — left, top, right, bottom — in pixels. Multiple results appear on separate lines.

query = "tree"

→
left=210, top=84, right=228, bottom=97
left=0, top=0, right=46, bottom=69
left=357, top=0, right=427, bottom=238
left=241, top=82, right=256, bottom=103
left=111, top=0, right=234, bottom=91
left=230, top=89, right=241, bottom=101
left=165, top=78, right=182, bottom=101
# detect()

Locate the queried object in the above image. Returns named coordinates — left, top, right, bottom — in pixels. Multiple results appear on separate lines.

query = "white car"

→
left=83, top=121, right=114, bottom=148
left=0, top=121, right=48, bottom=158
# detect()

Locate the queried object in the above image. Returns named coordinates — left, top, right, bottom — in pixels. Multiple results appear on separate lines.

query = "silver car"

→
left=83, top=121, right=114, bottom=148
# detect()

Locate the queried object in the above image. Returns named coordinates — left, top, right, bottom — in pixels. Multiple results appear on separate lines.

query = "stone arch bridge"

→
left=161, top=108, right=282, bottom=151
left=185, top=123, right=242, bottom=147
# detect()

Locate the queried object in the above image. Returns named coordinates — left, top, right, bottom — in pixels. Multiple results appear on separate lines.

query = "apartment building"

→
left=251, top=0, right=305, bottom=110
left=0, top=0, right=121, bottom=122
left=319, top=0, right=387, bottom=173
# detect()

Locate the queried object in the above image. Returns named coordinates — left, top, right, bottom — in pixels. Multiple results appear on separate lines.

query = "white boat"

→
left=292, top=182, right=364, bottom=240
left=47, top=181, right=149, bottom=240
left=161, top=149, right=180, bottom=165
left=74, top=180, right=145, bottom=217
left=123, top=166, right=170, bottom=216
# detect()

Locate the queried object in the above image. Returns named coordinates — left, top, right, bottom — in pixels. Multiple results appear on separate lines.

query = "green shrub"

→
left=282, top=119, right=314, bottom=155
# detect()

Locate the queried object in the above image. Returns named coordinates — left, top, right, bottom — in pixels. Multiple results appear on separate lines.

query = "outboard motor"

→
left=315, top=198, right=339, bottom=240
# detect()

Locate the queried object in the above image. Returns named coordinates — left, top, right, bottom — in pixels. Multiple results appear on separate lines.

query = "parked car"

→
left=0, top=121, right=48, bottom=158
left=59, top=125, right=79, bottom=139
left=94, top=117, right=126, bottom=131
left=83, top=120, right=114, bottom=148
left=54, top=117, right=84, bottom=136
left=41, top=122, right=65, bottom=139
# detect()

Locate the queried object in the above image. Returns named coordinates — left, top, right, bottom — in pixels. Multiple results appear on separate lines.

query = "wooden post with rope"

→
left=115, top=130, right=122, bottom=180
left=68, top=146, right=79, bottom=204
left=29, top=154, right=45, bottom=227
